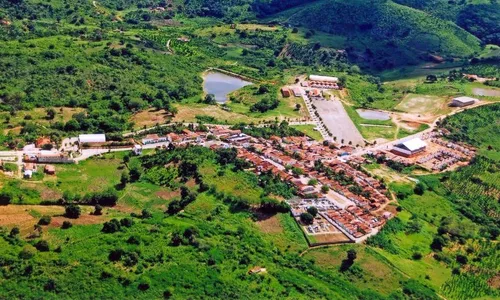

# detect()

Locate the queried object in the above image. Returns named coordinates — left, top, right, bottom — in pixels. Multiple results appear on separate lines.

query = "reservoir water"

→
left=203, top=71, right=252, bottom=102
left=356, top=109, right=391, bottom=121
left=472, top=88, right=500, bottom=97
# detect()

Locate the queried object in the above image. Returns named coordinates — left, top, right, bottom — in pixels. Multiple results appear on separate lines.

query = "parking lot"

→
left=312, top=98, right=365, bottom=146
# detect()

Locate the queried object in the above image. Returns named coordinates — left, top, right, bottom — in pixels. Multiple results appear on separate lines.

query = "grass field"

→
left=304, top=244, right=406, bottom=296
left=199, top=163, right=263, bottom=204
left=56, top=155, right=124, bottom=195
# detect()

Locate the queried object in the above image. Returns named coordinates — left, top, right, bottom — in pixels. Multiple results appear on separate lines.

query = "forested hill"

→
left=393, top=0, right=500, bottom=46
left=270, top=0, right=481, bottom=69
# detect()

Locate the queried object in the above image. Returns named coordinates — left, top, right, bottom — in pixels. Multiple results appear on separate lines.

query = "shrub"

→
left=38, top=215, right=52, bottom=225
left=412, top=252, right=423, bottom=260
left=19, top=245, right=37, bottom=259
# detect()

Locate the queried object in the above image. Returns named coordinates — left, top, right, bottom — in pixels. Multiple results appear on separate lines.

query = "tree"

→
left=35, top=240, right=50, bottom=252
left=300, top=212, right=314, bottom=225
left=65, top=204, right=81, bottom=219
left=321, top=185, right=330, bottom=194
left=258, top=85, right=270, bottom=94
left=120, top=171, right=130, bottom=186
left=61, top=221, right=73, bottom=229
left=426, top=75, right=438, bottom=83
left=0, top=191, right=12, bottom=205
left=307, top=206, right=318, bottom=217
left=46, top=108, right=56, bottom=120
left=347, top=249, right=357, bottom=262
left=120, top=218, right=134, bottom=228
left=102, top=219, right=121, bottom=233
left=340, top=249, right=357, bottom=272
left=94, top=204, right=103, bottom=215
left=138, top=209, right=151, bottom=219
left=9, top=227, right=20, bottom=237
left=414, top=182, right=426, bottom=195
left=38, top=215, right=52, bottom=225
left=406, top=219, right=422, bottom=234
left=204, top=94, right=216, bottom=105
left=295, top=103, right=301, bottom=111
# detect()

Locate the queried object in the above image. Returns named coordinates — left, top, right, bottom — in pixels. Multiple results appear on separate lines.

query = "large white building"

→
left=451, top=96, right=478, bottom=107
left=392, top=138, right=427, bottom=157
left=309, top=75, right=339, bottom=83
left=78, top=134, right=106, bottom=144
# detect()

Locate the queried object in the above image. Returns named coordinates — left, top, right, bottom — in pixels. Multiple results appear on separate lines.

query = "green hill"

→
left=272, top=0, right=481, bottom=70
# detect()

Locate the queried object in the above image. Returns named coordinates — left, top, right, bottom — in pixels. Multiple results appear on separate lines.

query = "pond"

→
left=472, top=88, right=500, bottom=97
left=203, top=71, right=252, bottom=103
left=356, top=109, right=391, bottom=121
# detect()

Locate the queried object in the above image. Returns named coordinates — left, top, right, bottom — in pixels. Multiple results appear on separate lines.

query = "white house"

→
left=133, top=144, right=143, bottom=155
left=79, top=134, right=106, bottom=144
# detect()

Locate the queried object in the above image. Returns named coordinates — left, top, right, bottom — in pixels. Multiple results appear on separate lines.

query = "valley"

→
left=0, top=0, right=499, bottom=299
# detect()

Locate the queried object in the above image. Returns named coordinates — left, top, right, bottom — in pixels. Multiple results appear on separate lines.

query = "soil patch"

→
left=255, top=213, right=284, bottom=234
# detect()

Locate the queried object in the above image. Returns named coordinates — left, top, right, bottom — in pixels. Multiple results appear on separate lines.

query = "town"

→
left=0, top=75, right=480, bottom=245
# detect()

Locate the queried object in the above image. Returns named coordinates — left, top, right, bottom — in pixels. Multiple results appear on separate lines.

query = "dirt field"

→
left=395, top=93, right=451, bottom=116
left=131, top=108, right=172, bottom=129
left=311, top=233, right=351, bottom=244
left=0, top=205, right=64, bottom=234
left=256, top=214, right=284, bottom=234
left=0, top=205, right=109, bottom=236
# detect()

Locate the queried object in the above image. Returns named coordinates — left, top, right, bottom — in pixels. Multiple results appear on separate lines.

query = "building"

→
left=309, top=75, right=339, bottom=83
left=292, top=87, right=302, bottom=97
left=133, top=144, right=143, bottom=155
left=23, top=163, right=37, bottom=178
left=44, top=165, right=56, bottom=175
left=451, top=96, right=478, bottom=107
left=309, top=89, right=321, bottom=97
left=281, top=87, right=291, bottom=98
left=392, top=138, right=427, bottom=157
left=34, top=150, right=75, bottom=164
left=142, top=134, right=168, bottom=145
left=79, top=134, right=106, bottom=144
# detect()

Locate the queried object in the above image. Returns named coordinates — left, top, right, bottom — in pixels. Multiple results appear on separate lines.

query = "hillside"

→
left=271, top=0, right=481, bottom=70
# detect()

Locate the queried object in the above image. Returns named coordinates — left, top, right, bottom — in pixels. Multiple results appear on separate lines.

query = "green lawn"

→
left=291, top=124, right=323, bottom=141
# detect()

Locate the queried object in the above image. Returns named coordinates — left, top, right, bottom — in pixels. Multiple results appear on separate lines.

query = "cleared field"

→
left=0, top=205, right=96, bottom=235
left=260, top=213, right=309, bottom=253
left=395, top=93, right=451, bottom=116
left=309, top=233, right=351, bottom=244
left=55, top=155, right=124, bottom=194
left=304, top=245, right=405, bottom=296
left=130, top=108, right=171, bottom=129
left=255, top=214, right=285, bottom=234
